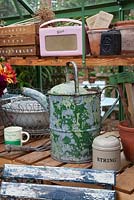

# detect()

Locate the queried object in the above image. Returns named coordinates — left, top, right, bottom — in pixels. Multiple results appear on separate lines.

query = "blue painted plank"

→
left=3, top=164, right=116, bottom=186
left=1, top=182, right=116, bottom=200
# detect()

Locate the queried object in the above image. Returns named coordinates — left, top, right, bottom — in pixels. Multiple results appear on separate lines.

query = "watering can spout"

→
left=21, top=87, right=48, bottom=111
left=66, top=61, right=79, bottom=95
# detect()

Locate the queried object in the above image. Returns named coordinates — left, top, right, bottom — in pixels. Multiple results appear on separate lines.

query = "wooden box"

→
left=0, top=23, right=39, bottom=57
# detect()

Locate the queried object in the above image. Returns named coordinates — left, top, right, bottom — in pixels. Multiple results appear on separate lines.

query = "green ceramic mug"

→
left=4, top=126, right=30, bottom=146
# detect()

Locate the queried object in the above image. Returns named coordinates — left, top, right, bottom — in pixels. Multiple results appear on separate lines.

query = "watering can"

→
left=48, top=61, right=119, bottom=163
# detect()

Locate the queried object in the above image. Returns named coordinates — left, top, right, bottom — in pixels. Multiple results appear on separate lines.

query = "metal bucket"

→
left=48, top=61, right=119, bottom=163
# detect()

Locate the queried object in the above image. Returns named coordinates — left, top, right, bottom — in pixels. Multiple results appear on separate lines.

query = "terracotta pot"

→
left=68, top=73, right=74, bottom=81
left=89, top=76, right=96, bottom=83
left=114, top=20, right=134, bottom=27
left=87, top=28, right=109, bottom=56
left=78, top=76, right=86, bottom=83
left=114, top=20, right=134, bottom=55
left=118, top=120, right=134, bottom=162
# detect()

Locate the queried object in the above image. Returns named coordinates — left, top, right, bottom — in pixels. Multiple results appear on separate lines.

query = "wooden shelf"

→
left=8, top=55, right=134, bottom=67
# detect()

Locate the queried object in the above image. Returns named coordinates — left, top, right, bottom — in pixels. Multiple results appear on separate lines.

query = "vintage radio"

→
left=39, top=18, right=90, bottom=56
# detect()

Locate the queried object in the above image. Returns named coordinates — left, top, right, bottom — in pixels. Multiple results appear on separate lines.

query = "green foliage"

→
left=78, top=71, right=85, bottom=77
left=89, top=71, right=96, bottom=77
left=15, top=66, right=37, bottom=88
left=125, top=9, right=134, bottom=20
left=13, top=65, right=66, bottom=92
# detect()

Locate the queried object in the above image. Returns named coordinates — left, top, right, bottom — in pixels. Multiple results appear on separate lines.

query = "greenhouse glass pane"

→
left=0, top=0, right=18, bottom=18
left=0, top=0, right=41, bottom=18
left=51, top=0, right=116, bottom=11
left=0, top=0, right=117, bottom=18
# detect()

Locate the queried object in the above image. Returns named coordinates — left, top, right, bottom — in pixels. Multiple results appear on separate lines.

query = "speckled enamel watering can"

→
left=48, top=61, right=119, bottom=163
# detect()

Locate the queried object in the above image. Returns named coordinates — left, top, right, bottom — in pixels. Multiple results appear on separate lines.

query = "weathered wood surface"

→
left=0, top=24, right=39, bottom=35
left=0, top=46, right=39, bottom=57
left=0, top=24, right=39, bottom=57
left=1, top=164, right=116, bottom=200
left=117, top=191, right=134, bottom=200
left=2, top=164, right=116, bottom=186
left=116, top=166, right=134, bottom=194
left=0, top=130, right=134, bottom=199
left=1, top=182, right=115, bottom=200
left=7, top=55, right=134, bottom=67
left=0, top=34, right=39, bottom=46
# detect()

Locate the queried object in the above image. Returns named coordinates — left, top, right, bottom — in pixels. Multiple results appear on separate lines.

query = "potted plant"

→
left=88, top=71, right=96, bottom=83
left=78, top=70, right=87, bottom=83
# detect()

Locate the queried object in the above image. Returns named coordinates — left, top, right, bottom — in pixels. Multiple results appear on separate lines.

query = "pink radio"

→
left=39, top=18, right=90, bottom=56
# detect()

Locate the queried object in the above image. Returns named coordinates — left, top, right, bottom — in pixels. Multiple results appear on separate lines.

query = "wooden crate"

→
left=0, top=23, right=39, bottom=57
left=0, top=45, right=39, bottom=57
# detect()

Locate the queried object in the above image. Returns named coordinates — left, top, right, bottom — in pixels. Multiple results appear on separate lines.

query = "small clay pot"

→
left=114, top=20, right=134, bottom=27
left=87, top=28, right=109, bottom=56
left=89, top=76, right=96, bottom=83
left=78, top=76, right=86, bottom=83
left=114, top=20, right=134, bottom=55
left=118, top=120, right=134, bottom=162
left=68, top=73, right=74, bottom=81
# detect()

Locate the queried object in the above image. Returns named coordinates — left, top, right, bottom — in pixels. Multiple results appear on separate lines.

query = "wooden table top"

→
left=0, top=129, right=133, bottom=200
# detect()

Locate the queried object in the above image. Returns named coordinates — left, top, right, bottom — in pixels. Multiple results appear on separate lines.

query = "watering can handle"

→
left=66, top=61, right=79, bottom=95
left=101, top=85, right=119, bottom=123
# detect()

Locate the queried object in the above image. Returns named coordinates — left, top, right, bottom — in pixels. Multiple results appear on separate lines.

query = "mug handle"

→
left=21, top=131, right=30, bottom=143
